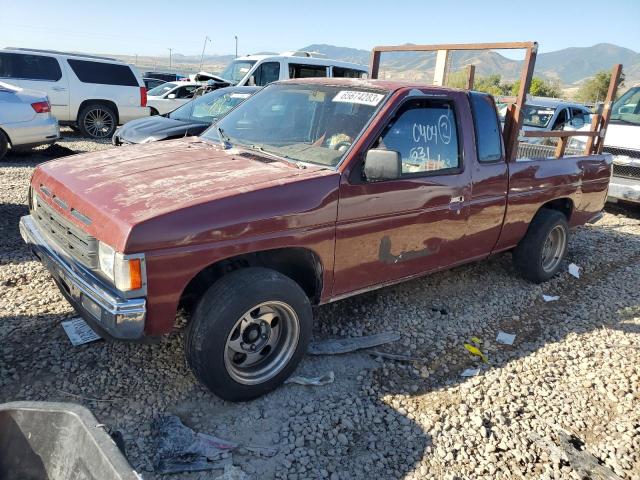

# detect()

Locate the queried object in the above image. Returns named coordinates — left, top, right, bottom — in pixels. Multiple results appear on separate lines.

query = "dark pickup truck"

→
left=21, top=77, right=611, bottom=400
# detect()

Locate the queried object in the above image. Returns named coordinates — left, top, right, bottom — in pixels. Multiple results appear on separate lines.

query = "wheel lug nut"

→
left=262, top=334, right=267, bottom=339
left=250, top=345, right=256, bottom=351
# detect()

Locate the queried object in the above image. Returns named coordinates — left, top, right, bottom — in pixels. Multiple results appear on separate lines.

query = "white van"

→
left=216, top=51, right=368, bottom=87
left=604, top=85, right=640, bottom=204
left=0, top=48, right=149, bottom=138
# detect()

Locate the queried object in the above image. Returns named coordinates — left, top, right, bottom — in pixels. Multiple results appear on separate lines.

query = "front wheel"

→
left=185, top=268, right=312, bottom=401
left=513, top=209, right=569, bottom=283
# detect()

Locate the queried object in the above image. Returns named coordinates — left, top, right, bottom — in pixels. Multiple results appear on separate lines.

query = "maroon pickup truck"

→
left=21, top=78, right=611, bottom=400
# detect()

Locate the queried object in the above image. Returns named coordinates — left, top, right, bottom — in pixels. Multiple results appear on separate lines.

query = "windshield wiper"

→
left=247, top=144, right=306, bottom=169
left=215, top=126, right=232, bottom=149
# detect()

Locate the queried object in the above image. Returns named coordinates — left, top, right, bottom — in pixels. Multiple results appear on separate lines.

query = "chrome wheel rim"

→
left=541, top=225, right=567, bottom=273
left=224, top=301, right=299, bottom=385
left=84, top=108, right=114, bottom=138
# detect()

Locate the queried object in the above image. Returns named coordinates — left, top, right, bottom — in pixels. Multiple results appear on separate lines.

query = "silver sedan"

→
left=0, top=82, right=60, bottom=160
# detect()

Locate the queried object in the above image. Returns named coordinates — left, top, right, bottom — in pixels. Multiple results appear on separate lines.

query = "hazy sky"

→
left=1, top=0, right=638, bottom=57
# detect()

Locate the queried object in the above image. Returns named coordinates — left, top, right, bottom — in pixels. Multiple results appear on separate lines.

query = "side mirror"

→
left=167, top=93, right=176, bottom=99
left=248, top=75, right=256, bottom=86
left=364, top=149, right=401, bottom=182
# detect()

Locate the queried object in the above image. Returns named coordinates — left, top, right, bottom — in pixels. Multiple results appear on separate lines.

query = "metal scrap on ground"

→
left=307, top=332, right=401, bottom=355
left=285, top=371, right=335, bottom=386
left=61, top=317, right=102, bottom=346
left=153, top=415, right=276, bottom=474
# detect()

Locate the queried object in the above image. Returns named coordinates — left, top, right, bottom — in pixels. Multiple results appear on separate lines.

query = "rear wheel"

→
left=513, top=209, right=569, bottom=283
left=185, top=267, right=312, bottom=401
left=78, top=104, right=117, bottom=139
left=0, top=131, right=9, bottom=160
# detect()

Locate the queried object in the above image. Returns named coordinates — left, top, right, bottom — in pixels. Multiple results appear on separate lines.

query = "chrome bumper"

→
left=19, top=215, right=146, bottom=339
left=608, top=176, right=640, bottom=204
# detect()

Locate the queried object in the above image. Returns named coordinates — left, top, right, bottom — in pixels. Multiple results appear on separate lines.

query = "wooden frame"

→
left=369, top=42, right=623, bottom=162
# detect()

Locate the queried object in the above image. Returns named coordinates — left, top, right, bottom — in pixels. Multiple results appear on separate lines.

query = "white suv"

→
left=0, top=48, right=149, bottom=138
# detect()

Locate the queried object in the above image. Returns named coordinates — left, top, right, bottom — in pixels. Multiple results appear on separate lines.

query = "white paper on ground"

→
left=461, top=368, right=480, bottom=377
left=496, top=331, right=516, bottom=345
left=61, top=317, right=101, bottom=346
left=568, top=263, right=581, bottom=278
left=542, top=294, right=560, bottom=302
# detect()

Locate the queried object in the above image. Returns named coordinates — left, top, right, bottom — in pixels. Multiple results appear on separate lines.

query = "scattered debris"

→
left=308, top=332, right=400, bottom=355
left=368, top=351, right=423, bottom=362
left=529, top=430, right=622, bottom=480
left=496, top=331, right=516, bottom=346
left=542, top=294, right=560, bottom=302
left=285, top=371, right=335, bottom=386
left=215, top=464, right=249, bottom=480
left=154, top=415, right=237, bottom=474
left=61, top=317, right=101, bottom=346
left=568, top=263, right=581, bottom=278
left=461, top=368, right=480, bottom=377
left=464, top=337, right=488, bottom=363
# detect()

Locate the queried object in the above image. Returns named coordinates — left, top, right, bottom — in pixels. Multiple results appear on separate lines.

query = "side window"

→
left=570, top=107, right=589, bottom=127
left=9, top=53, right=61, bottom=81
left=469, top=92, right=503, bottom=162
left=378, top=100, right=460, bottom=175
left=253, top=62, right=280, bottom=86
left=0, top=53, right=12, bottom=77
left=67, top=59, right=138, bottom=86
left=174, top=86, right=198, bottom=99
left=288, top=63, right=327, bottom=79
left=552, top=108, right=568, bottom=130
left=333, top=67, right=366, bottom=79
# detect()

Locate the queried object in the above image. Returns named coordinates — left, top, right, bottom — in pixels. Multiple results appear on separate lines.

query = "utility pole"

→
left=199, top=36, right=211, bottom=72
left=168, top=48, right=173, bottom=71
left=235, top=35, right=238, bottom=58
left=135, top=54, right=138, bottom=65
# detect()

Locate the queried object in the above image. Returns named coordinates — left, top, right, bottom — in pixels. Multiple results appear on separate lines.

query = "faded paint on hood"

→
left=32, top=137, right=336, bottom=251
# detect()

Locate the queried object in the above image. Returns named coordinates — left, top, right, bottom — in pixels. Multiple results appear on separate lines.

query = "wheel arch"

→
left=178, top=246, right=324, bottom=318
left=76, top=99, right=119, bottom=125
left=537, top=197, right=574, bottom=222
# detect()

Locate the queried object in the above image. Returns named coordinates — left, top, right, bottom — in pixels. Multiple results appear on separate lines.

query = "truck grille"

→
left=32, top=195, right=99, bottom=269
left=612, top=164, right=640, bottom=179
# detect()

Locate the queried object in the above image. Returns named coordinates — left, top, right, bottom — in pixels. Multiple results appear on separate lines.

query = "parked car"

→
left=143, top=77, right=166, bottom=91
left=21, top=78, right=611, bottom=401
left=146, top=81, right=202, bottom=115
left=0, top=48, right=148, bottom=139
left=112, top=86, right=260, bottom=145
left=143, top=71, right=186, bottom=83
left=0, top=82, right=59, bottom=160
left=217, top=51, right=367, bottom=87
left=498, top=97, right=591, bottom=134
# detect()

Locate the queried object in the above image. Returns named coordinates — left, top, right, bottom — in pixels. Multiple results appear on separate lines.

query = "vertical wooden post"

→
left=466, top=65, right=475, bottom=90
left=504, top=42, right=538, bottom=163
left=584, top=63, right=623, bottom=155
left=433, top=49, right=450, bottom=86
left=554, top=137, right=568, bottom=158
left=369, top=49, right=381, bottom=79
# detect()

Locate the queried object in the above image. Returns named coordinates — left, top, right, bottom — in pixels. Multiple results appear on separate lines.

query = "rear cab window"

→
left=67, top=59, right=138, bottom=86
left=0, top=52, right=62, bottom=81
left=469, top=92, right=503, bottom=162
left=377, top=99, right=461, bottom=176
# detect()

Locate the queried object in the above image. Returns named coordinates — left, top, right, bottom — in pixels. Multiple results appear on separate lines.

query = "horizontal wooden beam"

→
left=521, top=130, right=599, bottom=138
left=371, top=41, right=535, bottom=53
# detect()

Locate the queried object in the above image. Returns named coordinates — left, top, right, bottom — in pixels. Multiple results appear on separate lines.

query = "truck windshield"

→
left=218, top=60, right=257, bottom=84
left=610, top=86, right=640, bottom=126
left=522, top=105, right=556, bottom=128
left=202, top=84, right=386, bottom=167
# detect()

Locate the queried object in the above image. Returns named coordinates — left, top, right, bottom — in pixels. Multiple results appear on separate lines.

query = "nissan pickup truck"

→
left=20, top=78, right=612, bottom=401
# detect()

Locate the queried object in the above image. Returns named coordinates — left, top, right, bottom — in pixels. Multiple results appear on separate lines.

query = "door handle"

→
left=449, top=196, right=464, bottom=203
left=449, top=196, right=465, bottom=214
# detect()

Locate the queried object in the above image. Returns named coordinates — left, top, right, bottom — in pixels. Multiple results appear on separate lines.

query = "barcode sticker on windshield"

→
left=230, top=93, right=251, bottom=99
left=333, top=91, right=384, bottom=106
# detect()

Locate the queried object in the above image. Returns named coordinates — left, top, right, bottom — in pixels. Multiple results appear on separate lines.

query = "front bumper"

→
left=607, top=176, right=640, bottom=204
left=19, top=215, right=146, bottom=340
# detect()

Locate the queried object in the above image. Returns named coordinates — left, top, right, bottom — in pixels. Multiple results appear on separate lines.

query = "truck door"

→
left=333, top=92, right=472, bottom=296
left=9, top=53, right=70, bottom=121
left=465, top=92, right=509, bottom=259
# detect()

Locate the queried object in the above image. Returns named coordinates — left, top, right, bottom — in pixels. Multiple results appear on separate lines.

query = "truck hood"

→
left=32, top=137, right=335, bottom=251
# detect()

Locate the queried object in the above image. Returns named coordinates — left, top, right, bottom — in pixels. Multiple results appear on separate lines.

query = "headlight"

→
left=98, top=241, right=144, bottom=291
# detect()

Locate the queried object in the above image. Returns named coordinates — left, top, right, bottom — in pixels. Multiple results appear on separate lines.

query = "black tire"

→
left=78, top=103, right=117, bottom=139
left=149, top=107, right=159, bottom=116
left=185, top=267, right=312, bottom=401
left=513, top=209, right=569, bottom=283
left=0, top=130, right=9, bottom=161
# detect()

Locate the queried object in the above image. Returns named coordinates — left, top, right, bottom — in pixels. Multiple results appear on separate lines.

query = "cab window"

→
left=333, top=67, right=366, bottom=78
left=253, top=62, right=280, bottom=86
left=376, top=99, right=460, bottom=176
left=469, top=92, right=503, bottom=162
left=288, top=63, right=327, bottom=79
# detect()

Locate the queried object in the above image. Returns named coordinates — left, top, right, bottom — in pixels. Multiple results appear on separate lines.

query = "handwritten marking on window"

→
left=411, top=111, right=453, bottom=145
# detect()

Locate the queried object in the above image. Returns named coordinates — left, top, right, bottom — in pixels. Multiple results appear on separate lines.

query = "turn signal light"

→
left=129, top=258, right=142, bottom=290
left=31, top=101, right=51, bottom=113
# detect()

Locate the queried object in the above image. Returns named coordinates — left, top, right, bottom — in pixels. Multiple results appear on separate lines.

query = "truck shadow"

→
left=1, top=215, right=639, bottom=478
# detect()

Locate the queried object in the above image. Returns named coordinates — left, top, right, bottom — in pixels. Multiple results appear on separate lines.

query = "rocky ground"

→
left=0, top=130, right=638, bottom=479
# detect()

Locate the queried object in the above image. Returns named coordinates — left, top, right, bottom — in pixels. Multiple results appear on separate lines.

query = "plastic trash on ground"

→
left=568, top=263, right=581, bottom=278
left=542, top=295, right=560, bottom=302
left=464, top=337, right=488, bottom=363
left=496, top=331, right=516, bottom=345
left=461, top=368, right=480, bottom=377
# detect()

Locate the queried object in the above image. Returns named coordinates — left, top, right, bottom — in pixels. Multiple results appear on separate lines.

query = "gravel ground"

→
left=1, top=129, right=639, bottom=479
